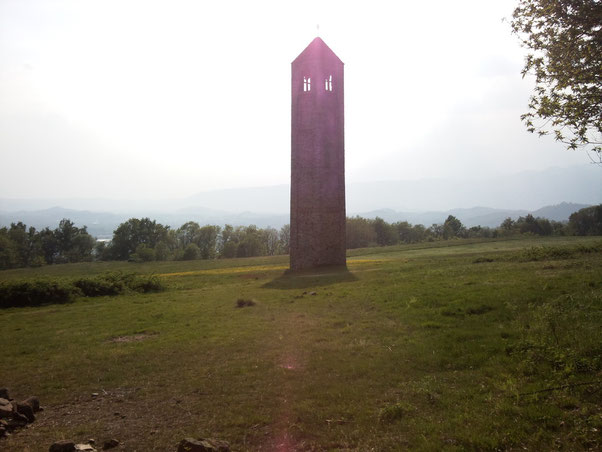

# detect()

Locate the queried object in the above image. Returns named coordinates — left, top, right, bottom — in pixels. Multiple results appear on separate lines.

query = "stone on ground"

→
left=49, top=440, right=76, bottom=452
left=0, top=398, right=13, bottom=419
left=102, top=438, right=120, bottom=449
left=16, top=402, right=35, bottom=422
left=22, top=396, right=41, bottom=412
left=177, top=437, right=231, bottom=452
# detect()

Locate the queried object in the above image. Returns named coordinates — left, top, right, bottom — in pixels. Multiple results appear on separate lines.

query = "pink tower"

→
left=290, top=37, right=346, bottom=270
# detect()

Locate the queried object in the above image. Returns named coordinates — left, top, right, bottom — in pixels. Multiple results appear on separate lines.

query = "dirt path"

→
left=260, top=312, right=313, bottom=452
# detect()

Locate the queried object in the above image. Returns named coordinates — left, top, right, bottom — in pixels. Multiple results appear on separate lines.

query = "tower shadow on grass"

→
left=261, top=265, right=358, bottom=290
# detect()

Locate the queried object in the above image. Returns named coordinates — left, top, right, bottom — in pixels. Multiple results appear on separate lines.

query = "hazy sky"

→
left=0, top=0, right=595, bottom=200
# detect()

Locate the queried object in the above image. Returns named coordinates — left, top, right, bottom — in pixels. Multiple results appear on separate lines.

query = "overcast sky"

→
left=0, top=0, right=595, bottom=201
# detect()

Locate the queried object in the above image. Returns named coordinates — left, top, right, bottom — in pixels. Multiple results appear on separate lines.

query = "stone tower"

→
left=290, top=37, right=346, bottom=270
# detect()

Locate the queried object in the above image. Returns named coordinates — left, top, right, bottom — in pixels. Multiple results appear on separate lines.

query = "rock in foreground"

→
left=49, top=440, right=76, bottom=452
left=177, top=437, right=230, bottom=452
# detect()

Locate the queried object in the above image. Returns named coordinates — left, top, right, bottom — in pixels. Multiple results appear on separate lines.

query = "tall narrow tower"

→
left=290, top=37, right=346, bottom=270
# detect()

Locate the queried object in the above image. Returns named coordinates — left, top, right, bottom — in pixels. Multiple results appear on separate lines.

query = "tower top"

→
left=292, top=37, right=344, bottom=65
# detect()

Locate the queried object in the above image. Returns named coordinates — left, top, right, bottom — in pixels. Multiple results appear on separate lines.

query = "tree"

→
left=466, top=225, right=494, bottom=239
left=346, top=216, right=376, bottom=249
left=54, top=219, right=77, bottom=262
left=373, top=217, right=397, bottom=246
left=7, top=222, right=30, bottom=267
left=218, top=224, right=236, bottom=257
left=52, top=219, right=95, bottom=263
left=501, top=217, right=515, bottom=232
left=443, top=215, right=465, bottom=239
left=66, top=230, right=95, bottom=262
left=410, top=224, right=428, bottom=243
left=131, top=243, right=156, bottom=262
left=154, top=241, right=170, bottom=261
left=236, top=225, right=265, bottom=258
left=111, top=218, right=169, bottom=260
left=0, top=228, right=18, bottom=270
left=176, top=221, right=201, bottom=248
left=279, top=224, right=290, bottom=254
left=94, top=241, right=112, bottom=261
left=568, top=204, right=602, bottom=235
left=39, top=227, right=59, bottom=264
left=429, top=223, right=444, bottom=239
left=394, top=221, right=413, bottom=244
left=197, top=225, right=220, bottom=259
left=511, top=0, right=602, bottom=163
left=516, top=214, right=553, bottom=235
left=261, top=227, right=280, bottom=256
left=183, top=243, right=200, bottom=260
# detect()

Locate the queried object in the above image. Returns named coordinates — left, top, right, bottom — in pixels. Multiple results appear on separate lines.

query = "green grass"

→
left=1, top=236, right=601, bottom=451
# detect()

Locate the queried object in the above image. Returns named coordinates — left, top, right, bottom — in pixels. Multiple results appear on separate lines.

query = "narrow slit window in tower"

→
left=303, top=77, right=307, bottom=92
left=329, top=75, right=332, bottom=91
left=307, top=77, right=311, bottom=91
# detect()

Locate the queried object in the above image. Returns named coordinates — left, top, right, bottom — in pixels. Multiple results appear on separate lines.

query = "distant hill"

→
left=1, top=165, right=599, bottom=236
left=354, top=202, right=591, bottom=228
left=0, top=202, right=593, bottom=238
left=1, top=165, right=600, bottom=214
left=0, top=206, right=289, bottom=239
left=531, top=202, right=592, bottom=222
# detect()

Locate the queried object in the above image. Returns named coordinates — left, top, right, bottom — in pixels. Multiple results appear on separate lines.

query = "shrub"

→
left=73, top=272, right=131, bottom=296
left=516, top=243, right=602, bottom=262
left=575, top=242, right=602, bottom=254
left=518, top=246, right=574, bottom=262
left=0, top=272, right=166, bottom=308
left=74, top=272, right=164, bottom=296
left=0, top=279, right=78, bottom=308
left=129, top=274, right=165, bottom=293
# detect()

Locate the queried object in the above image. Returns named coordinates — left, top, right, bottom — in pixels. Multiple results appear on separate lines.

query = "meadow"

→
left=1, top=236, right=600, bottom=451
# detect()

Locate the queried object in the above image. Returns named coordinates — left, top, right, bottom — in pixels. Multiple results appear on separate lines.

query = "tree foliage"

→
left=3, top=205, right=599, bottom=270
left=0, top=219, right=94, bottom=269
left=568, top=204, right=602, bottom=234
left=110, top=218, right=169, bottom=260
left=443, top=215, right=466, bottom=239
left=511, top=0, right=602, bottom=162
left=346, top=216, right=377, bottom=249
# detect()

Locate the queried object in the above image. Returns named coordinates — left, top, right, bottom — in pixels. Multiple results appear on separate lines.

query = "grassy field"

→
left=1, top=236, right=601, bottom=451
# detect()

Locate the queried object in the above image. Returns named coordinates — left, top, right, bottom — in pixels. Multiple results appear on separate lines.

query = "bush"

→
left=0, top=279, right=78, bottom=308
left=0, top=272, right=166, bottom=308
left=129, top=274, right=165, bottom=293
left=516, top=243, right=602, bottom=262
left=75, top=272, right=165, bottom=296
left=575, top=242, right=602, bottom=254
left=518, top=246, right=574, bottom=262
left=73, top=272, right=132, bottom=296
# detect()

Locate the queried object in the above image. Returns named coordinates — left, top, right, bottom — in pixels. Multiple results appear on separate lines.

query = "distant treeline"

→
left=1, top=205, right=600, bottom=270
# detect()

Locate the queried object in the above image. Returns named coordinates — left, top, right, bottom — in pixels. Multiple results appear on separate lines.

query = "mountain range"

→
left=0, top=166, right=599, bottom=238
left=0, top=203, right=592, bottom=240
